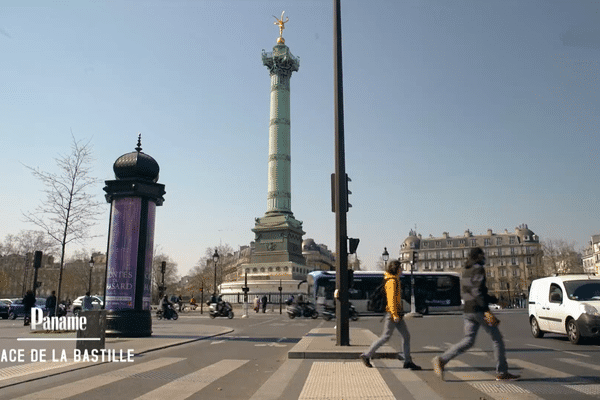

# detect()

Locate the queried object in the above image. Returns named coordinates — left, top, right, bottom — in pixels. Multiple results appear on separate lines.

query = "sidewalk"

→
left=0, top=321, right=233, bottom=389
left=288, top=327, right=396, bottom=359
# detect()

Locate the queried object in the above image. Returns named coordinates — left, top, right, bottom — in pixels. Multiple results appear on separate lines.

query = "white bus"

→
left=308, top=270, right=462, bottom=314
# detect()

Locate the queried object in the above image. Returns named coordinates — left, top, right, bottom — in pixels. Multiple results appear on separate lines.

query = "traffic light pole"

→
left=333, top=0, right=350, bottom=346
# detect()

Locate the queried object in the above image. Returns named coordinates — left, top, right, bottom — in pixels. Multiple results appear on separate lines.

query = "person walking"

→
left=46, top=291, right=57, bottom=317
left=253, top=296, right=260, bottom=313
left=359, top=259, right=421, bottom=370
left=23, top=290, right=36, bottom=326
left=82, top=292, right=93, bottom=311
left=261, top=295, right=267, bottom=313
left=432, top=247, right=520, bottom=381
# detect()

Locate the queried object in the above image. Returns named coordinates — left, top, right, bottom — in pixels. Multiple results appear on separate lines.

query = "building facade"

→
left=400, top=224, right=542, bottom=305
left=582, top=234, right=600, bottom=275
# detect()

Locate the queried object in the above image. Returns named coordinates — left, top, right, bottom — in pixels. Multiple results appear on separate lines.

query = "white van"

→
left=528, top=275, right=600, bottom=344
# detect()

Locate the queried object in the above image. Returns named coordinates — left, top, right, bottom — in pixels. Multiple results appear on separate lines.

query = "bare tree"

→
left=188, top=244, right=234, bottom=296
left=22, top=134, right=103, bottom=306
left=151, top=249, right=179, bottom=303
left=542, top=239, right=583, bottom=276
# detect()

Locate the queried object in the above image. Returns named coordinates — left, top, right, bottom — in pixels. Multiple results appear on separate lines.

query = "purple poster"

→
left=143, top=202, right=156, bottom=310
left=105, top=198, right=141, bottom=310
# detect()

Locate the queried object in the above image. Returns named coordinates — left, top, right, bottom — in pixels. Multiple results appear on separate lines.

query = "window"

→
left=447, top=240, right=452, bottom=247
left=459, top=239, right=465, bottom=245
left=484, top=238, right=491, bottom=246
left=471, top=239, right=477, bottom=246
left=549, top=283, right=563, bottom=303
left=510, top=247, right=516, bottom=255
left=511, top=257, right=517, bottom=265
left=496, top=237, right=502, bottom=245
left=498, top=248, right=503, bottom=256
left=436, top=241, right=441, bottom=247
left=526, top=257, right=532, bottom=265
left=509, top=237, right=516, bottom=244
left=423, top=242, right=428, bottom=248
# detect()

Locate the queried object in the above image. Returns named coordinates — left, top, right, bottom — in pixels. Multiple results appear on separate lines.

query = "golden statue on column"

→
left=273, top=11, right=289, bottom=44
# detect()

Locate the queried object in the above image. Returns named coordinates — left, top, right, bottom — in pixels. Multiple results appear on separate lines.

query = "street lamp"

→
left=212, top=249, right=220, bottom=296
left=88, top=255, right=94, bottom=294
left=382, top=247, right=389, bottom=270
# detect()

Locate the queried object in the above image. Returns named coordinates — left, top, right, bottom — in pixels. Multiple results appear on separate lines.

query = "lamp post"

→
left=382, top=247, right=389, bottom=270
left=407, top=248, right=422, bottom=318
left=88, top=256, right=95, bottom=294
left=159, top=261, right=166, bottom=300
left=212, top=249, right=219, bottom=296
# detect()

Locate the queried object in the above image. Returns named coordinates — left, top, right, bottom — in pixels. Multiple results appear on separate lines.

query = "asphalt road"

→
left=1, top=309, right=599, bottom=400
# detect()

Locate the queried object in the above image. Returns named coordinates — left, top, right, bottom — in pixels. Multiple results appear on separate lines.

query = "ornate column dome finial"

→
left=273, top=11, right=289, bottom=44
left=135, top=133, right=142, bottom=152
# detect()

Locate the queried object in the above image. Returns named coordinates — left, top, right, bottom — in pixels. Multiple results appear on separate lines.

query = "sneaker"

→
left=359, top=354, right=373, bottom=368
left=432, top=356, right=445, bottom=381
left=403, top=361, right=422, bottom=370
left=496, top=372, right=520, bottom=381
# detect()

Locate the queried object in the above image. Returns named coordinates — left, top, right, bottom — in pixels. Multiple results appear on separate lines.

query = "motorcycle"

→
left=156, top=305, right=179, bottom=320
left=286, top=302, right=319, bottom=319
left=57, top=303, right=68, bottom=318
left=209, top=301, right=234, bottom=319
left=321, top=303, right=359, bottom=321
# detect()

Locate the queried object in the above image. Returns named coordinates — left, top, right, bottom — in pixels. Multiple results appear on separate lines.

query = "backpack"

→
left=367, top=278, right=390, bottom=312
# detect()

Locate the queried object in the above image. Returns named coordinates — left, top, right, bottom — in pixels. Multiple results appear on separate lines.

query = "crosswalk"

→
left=5, top=351, right=600, bottom=399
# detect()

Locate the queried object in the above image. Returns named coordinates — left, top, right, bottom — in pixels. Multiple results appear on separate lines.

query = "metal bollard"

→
left=76, top=310, right=106, bottom=352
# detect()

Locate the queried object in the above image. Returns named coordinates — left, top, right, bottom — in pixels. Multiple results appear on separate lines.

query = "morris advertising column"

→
left=103, top=136, right=165, bottom=337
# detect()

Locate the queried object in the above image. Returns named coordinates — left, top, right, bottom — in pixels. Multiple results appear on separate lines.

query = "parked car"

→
left=529, top=274, right=600, bottom=344
left=71, top=295, right=103, bottom=316
left=8, top=298, right=48, bottom=319
left=489, top=304, right=502, bottom=310
left=0, top=300, right=10, bottom=319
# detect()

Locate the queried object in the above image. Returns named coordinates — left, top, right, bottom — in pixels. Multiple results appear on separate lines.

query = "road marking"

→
left=562, top=351, right=590, bottom=358
left=19, top=357, right=184, bottom=399
left=558, top=358, right=600, bottom=372
left=381, top=359, right=444, bottom=400
left=133, top=359, right=248, bottom=400
left=211, top=340, right=225, bottom=345
left=249, top=359, right=302, bottom=400
left=298, top=362, right=395, bottom=399
left=446, top=359, right=540, bottom=400
left=525, top=343, right=554, bottom=350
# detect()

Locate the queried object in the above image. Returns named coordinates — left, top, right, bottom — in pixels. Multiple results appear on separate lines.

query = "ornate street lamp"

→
left=88, top=255, right=95, bottom=294
left=212, top=249, right=220, bottom=296
left=382, top=247, right=389, bottom=270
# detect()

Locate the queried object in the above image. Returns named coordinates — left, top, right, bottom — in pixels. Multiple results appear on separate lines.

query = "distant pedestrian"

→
left=261, top=295, right=267, bottom=313
left=359, top=259, right=421, bottom=370
left=177, top=295, right=183, bottom=312
left=23, top=290, right=36, bottom=326
left=253, top=296, right=260, bottom=313
left=82, top=292, right=93, bottom=311
left=46, top=291, right=57, bottom=317
left=432, top=247, right=520, bottom=381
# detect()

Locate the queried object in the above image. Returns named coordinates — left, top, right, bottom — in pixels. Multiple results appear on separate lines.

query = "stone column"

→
left=262, top=43, right=299, bottom=215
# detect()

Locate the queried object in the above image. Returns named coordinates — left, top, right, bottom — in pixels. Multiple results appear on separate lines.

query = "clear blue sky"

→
left=2, top=0, right=598, bottom=276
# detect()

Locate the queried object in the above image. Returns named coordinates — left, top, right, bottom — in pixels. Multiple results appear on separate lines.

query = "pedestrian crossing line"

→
left=249, top=359, right=302, bottom=400
left=380, top=359, right=444, bottom=400
left=18, top=357, right=185, bottom=400
left=133, top=359, right=248, bottom=400
left=507, top=358, right=600, bottom=397
left=445, top=359, right=540, bottom=400
left=558, top=357, right=600, bottom=372
left=298, top=361, right=395, bottom=400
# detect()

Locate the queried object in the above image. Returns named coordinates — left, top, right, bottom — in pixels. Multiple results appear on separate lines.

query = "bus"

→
left=307, top=270, right=462, bottom=315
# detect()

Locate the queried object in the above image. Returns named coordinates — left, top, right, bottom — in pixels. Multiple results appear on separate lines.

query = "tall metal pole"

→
left=334, top=0, right=349, bottom=346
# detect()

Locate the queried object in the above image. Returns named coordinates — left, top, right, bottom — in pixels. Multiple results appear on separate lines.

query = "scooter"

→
left=209, top=301, right=234, bottom=319
left=321, top=303, right=359, bottom=321
left=156, top=305, right=179, bottom=320
left=286, top=302, right=319, bottom=319
left=57, top=303, right=68, bottom=317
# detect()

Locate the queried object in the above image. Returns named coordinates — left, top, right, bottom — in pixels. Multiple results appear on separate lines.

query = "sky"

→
left=1, top=0, right=599, bottom=277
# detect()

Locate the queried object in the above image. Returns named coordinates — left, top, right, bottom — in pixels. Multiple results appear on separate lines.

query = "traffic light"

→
left=330, top=173, right=353, bottom=212
left=345, top=174, right=352, bottom=211
left=161, top=261, right=166, bottom=275
left=33, top=251, right=43, bottom=269
left=412, top=251, right=419, bottom=263
left=348, top=238, right=360, bottom=254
